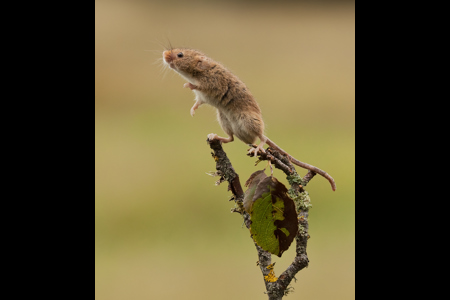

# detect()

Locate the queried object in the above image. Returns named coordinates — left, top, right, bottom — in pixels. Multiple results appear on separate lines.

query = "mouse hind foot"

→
left=248, top=140, right=266, bottom=157
left=207, top=133, right=234, bottom=143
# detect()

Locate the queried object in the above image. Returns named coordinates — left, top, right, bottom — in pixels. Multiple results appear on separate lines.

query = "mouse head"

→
left=163, top=48, right=214, bottom=79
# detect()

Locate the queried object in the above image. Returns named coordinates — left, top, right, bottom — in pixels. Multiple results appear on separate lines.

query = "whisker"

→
left=153, top=58, right=172, bottom=81
left=152, top=57, right=164, bottom=65
left=149, top=39, right=168, bottom=51
left=167, top=38, right=173, bottom=51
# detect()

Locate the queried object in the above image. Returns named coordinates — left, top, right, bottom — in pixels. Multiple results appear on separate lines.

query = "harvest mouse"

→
left=162, top=48, right=336, bottom=191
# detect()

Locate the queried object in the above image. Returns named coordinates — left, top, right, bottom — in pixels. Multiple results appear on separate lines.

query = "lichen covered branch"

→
left=207, top=139, right=317, bottom=299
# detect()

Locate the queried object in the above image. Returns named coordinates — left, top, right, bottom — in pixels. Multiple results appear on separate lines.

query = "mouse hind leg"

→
left=238, top=113, right=265, bottom=157
left=207, top=110, right=235, bottom=143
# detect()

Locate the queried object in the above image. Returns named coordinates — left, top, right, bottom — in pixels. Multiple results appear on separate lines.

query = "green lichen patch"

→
left=288, top=188, right=312, bottom=212
left=286, top=173, right=304, bottom=186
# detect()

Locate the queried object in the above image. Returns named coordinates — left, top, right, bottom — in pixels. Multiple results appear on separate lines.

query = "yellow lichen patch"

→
left=264, top=269, right=278, bottom=282
left=264, top=263, right=278, bottom=282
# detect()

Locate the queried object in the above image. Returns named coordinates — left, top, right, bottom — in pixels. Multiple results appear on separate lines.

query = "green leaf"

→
left=249, top=176, right=298, bottom=257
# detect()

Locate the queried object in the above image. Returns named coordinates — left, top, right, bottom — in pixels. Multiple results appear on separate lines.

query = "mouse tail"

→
left=263, top=136, right=336, bottom=191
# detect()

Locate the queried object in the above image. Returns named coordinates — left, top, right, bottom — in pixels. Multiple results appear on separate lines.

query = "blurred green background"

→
left=95, top=0, right=354, bottom=299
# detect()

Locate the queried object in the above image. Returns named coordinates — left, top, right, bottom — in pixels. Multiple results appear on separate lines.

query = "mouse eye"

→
left=177, top=52, right=184, bottom=58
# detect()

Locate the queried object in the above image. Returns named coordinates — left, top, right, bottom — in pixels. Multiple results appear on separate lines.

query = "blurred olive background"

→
left=95, top=0, right=354, bottom=299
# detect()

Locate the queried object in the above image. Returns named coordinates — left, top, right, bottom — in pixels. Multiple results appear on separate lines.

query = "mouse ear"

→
left=196, top=56, right=212, bottom=70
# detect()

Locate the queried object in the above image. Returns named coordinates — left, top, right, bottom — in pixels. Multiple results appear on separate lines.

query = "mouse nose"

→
left=163, top=51, right=173, bottom=63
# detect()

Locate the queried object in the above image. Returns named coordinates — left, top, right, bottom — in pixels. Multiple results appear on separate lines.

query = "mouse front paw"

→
left=183, top=83, right=197, bottom=90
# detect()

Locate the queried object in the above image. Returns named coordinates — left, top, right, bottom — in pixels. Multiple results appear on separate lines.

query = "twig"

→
left=208, top=139, right=244, bottom=197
